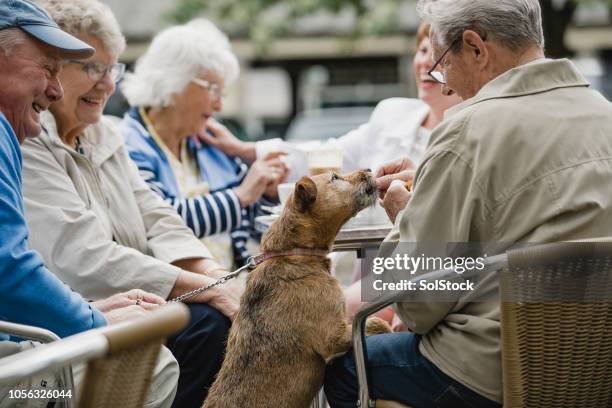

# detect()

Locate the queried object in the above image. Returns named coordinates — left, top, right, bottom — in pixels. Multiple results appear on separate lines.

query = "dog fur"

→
left=203, top=170, right=391, bottom=408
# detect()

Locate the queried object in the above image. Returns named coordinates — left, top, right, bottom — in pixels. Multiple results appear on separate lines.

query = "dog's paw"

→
left=365, top=317, right=392, bottom=336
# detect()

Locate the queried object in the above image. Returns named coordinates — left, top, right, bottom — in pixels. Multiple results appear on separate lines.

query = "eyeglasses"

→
left=427, top=39, right=460, bottom=85
left=191, top=78, right=225, bottom=100
left=68, top=60, right=126, bottom=83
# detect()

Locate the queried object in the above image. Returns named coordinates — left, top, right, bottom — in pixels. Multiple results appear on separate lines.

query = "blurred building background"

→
left=100, top=0, right=612, bottom=142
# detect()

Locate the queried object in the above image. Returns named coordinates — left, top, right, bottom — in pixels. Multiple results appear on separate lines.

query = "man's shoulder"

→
left=424, top=106, right=473, bottom=159
left=461, top=85, right=612, bottom=150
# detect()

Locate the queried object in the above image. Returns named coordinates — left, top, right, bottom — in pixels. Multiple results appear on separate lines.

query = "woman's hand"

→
left=92, top=289, right=165, bottom=313
left=193, top=277, right=243, bottom=321
left=102, top=305, right=149, bottom=325
left=171, top=271, right=243, bottom=321
left=262, top=153, right=289, bottom=201
left=93, top=289, right=166, bottom=325
left=234, top=158, right=287, bottom=207
left=199, top=118, right=256, bottom=163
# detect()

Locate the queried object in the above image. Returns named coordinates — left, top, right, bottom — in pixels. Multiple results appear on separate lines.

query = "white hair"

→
left=34, top=0, right=125, bottom=57
left=0, top=28, right=27, bottom=57
left=417, top=0, right=545, bottom=52
left=121, top=18, right=240, bottom=108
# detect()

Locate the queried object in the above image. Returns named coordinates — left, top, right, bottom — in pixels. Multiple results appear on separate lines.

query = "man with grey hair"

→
left=325, top=0, right=612, bottom=407
left=0, top=1, right=178, bottom=406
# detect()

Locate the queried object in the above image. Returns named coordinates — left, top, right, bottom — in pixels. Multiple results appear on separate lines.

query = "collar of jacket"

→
left=40, top=111, right=123, bottom=166
left=126, top=106, right=205, bottom=165
left=126, top=106, right=243, bottom=192
left=446, top=58, right=590, bottom=119
left=124, top=107, right=172, bottom=165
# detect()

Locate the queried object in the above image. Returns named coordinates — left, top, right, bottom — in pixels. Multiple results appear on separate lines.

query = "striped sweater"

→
left=120, top=108, right=272, bottom=266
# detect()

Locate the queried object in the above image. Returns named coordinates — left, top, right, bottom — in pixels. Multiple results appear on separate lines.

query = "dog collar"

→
left=247, top=249, right=329, bottom=269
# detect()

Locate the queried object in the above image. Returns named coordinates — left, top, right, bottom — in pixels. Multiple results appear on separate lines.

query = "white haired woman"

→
left=22, top=1, right=240, bottom=407
left=120, top=20, right=287, bottom=269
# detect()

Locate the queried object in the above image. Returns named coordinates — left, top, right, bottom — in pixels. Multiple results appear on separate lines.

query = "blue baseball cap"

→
left=0, top=0, right=95, bottom=58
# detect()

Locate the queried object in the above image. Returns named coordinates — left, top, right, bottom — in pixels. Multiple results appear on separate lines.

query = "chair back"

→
left=0, top=303, right=189, bottom=408
left=78, top=303, right=189, bottom=407
left=500, top=241, right=612, bottom=408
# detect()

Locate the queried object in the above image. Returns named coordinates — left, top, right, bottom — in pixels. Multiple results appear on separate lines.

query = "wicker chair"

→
left=0, top=319, right=76, bottom=406
left=352, top=241, right=612, bottom=408
left=500, top=241, right=612, bottom=407
left=0, top=303, right=189, bottom=408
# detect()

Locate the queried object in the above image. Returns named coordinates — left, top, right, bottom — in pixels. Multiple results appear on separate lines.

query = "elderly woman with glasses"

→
left=21, top=1, right=241, bottom=407
left=119, top=20, right=287, bottom=269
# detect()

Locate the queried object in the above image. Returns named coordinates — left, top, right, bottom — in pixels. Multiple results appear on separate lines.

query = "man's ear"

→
left=293, top=176, right=317, bottom=213
left=462, top=30, right=487, bottom=63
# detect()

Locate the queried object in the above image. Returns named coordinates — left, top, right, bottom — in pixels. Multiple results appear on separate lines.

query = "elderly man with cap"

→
left=325, top=0, right=612, bottom=407
left=0, top=1, right=178, bottom=406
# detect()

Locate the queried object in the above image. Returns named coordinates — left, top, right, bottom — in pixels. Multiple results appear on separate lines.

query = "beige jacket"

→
left=22, top=113, right=212, bottom=300
left=385, top=59, right=612, bottom=402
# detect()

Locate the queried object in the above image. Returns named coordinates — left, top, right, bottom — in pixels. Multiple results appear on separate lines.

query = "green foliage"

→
left=167, top=0, right=612, bottom=55
left=168, top=0, right=205, bottom=24
left=167, top=0, right=403, bottom=52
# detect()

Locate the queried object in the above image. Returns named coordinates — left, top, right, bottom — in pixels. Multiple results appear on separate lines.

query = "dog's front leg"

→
left=321, top=322, right=353, bottom=363
left=321, top=317, right=392, bottom=363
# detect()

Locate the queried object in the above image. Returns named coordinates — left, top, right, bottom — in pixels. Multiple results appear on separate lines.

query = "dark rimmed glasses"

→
left=427, top=39, right=460, bottom=85
left=68, top=60, right=126, bottom=83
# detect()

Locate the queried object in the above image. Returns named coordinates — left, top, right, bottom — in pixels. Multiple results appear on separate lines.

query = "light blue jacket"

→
left=121, top=108, right=273, bottom=266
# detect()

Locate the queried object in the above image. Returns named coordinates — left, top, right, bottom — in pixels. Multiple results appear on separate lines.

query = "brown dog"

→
left=203, top=170, right=391, bottom=408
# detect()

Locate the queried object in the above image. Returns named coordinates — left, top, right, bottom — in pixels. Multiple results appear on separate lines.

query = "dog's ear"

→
left=294, top=176, right=317, bottom=212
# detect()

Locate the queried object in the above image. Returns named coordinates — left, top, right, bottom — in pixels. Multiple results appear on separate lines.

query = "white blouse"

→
left=255, top=98, right=431, bottom=181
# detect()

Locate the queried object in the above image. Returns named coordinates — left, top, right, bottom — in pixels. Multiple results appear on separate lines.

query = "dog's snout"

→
left=365, top=183, right=376, bottom=196
left=365, top=168, right=372, bottom=173
left=359, top=171, right=377, bottom=197
left=359, top=170, right=375, bottom=184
